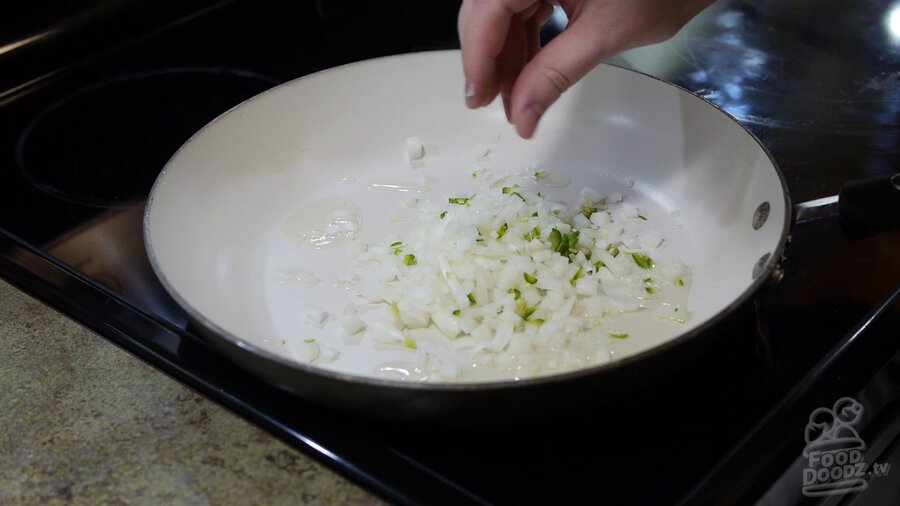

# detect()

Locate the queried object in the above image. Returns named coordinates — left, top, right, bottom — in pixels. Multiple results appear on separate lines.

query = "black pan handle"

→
left=793, top=173, right=900, bottom=239
left=838, top=173, right=900, bottom=239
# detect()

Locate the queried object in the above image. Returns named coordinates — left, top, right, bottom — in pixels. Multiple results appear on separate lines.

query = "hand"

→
left=458, top=0, right=714, bottom=138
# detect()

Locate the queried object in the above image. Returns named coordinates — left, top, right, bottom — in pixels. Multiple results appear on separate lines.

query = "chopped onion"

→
left=405, top=136, right=425, bottom=161
left=342, top=181, right=691, bottom=381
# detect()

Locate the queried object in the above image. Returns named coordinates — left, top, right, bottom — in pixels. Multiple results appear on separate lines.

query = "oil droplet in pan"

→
left=281, top=196, right=363, bottom=249
left=367, top=182, right=430, bottom=193
left=272, top=267, right=320, bottom=286
left=534, top=171, right=571, bottom=188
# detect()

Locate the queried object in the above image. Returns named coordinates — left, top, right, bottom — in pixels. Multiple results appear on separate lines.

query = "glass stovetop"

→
left=1, top=1, right=898, bottom=504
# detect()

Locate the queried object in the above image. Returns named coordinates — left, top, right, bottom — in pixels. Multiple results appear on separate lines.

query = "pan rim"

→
left=144, top=49, right=792, bottom=393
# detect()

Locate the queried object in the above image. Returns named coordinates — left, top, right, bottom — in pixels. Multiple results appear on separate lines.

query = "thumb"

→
left=508, top=15, right=617, bottom=139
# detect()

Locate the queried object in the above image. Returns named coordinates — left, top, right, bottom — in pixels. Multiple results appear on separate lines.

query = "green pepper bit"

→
left=497, top=223, right=509, bottom=239
left=570, top=266, right=584, bottom=286
left=549, top=228, right=562, bottom=252
left=501, top=186, right=526, bottom=201
left=509, top=288, right=527, bottom=312
left=403, top=254, right=417, bottom=266
left=631, top=252, right=654, bottom=269
left=521, top=307, right=537, bottom=320
left=565, top=230, right=580, bottom=252
left=523, top=272, right=538, bottom=285
left=610, top=332, right=629, bottom=339
left=549, top=228, right=579, bottom=256
left=516, top=299, right=528, bottom=313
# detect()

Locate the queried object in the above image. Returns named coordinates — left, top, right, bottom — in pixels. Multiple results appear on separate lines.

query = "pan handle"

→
left=793, top=173, right=900, bottom=239
left=839, top=173, right=900, bottom=239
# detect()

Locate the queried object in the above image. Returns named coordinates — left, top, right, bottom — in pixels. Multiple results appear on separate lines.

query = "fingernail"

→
left=518, top=104, right=545, bottom=139
left=465, top=82, right=477, bottom=107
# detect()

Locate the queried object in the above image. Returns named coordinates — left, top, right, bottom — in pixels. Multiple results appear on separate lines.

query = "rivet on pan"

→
left=752, top=252, right=771, bottom=280
left=768, top=264, right=785, bottom=285
left=752, top=202, right=770, bottom=230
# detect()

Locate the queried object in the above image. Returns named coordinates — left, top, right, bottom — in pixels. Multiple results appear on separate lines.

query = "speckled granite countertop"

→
left=0, top=279, right=384, bottom=505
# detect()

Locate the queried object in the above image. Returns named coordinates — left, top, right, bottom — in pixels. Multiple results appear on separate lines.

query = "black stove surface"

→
left=1, top=1, right=898, bottom=505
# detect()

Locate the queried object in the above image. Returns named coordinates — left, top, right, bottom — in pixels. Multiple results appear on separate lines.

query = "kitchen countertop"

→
left=0, top=278, right=384, bottom=505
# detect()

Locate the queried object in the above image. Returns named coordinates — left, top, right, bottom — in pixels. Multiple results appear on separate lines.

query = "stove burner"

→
left=15, top=68, right=279, bottom=208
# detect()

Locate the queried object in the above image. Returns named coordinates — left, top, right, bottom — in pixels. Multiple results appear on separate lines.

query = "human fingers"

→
left=507, top=10, right=615, bottom=138
left=458, top=0, right=542, bottom=109
left=509, top=0, right=716, bottom=138
left=498, top=2, right=555, bottom=121
left=495, top=12, right=528, bottom=121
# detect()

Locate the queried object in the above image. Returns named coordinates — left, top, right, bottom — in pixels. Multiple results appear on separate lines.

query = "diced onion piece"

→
left=405, top=136, right=425, bottom=161
left=337, top=179, right=691, bottom=381
left=295, top=340, right=320, bottom=363
left=304, top=305, right=329, bottom=328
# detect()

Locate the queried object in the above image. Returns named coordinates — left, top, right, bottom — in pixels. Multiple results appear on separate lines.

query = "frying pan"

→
left=144, top=50, right=897, bottom=423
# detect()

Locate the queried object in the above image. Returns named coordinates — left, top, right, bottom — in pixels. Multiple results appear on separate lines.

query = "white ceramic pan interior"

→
left=145, top=50, right=788, bottom=385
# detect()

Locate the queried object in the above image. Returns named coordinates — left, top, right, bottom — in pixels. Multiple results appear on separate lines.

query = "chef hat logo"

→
left=803, top=397, right=866, bottom=457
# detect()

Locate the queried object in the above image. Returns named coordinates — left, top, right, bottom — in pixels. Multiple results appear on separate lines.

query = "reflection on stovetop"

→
left=40, top=203, right=187, bottom=329
left=624, top=0, right=900, bottom=131
left=620, top=0, right=900, bottom=203
left=0, top=0, right=898, bottom=504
